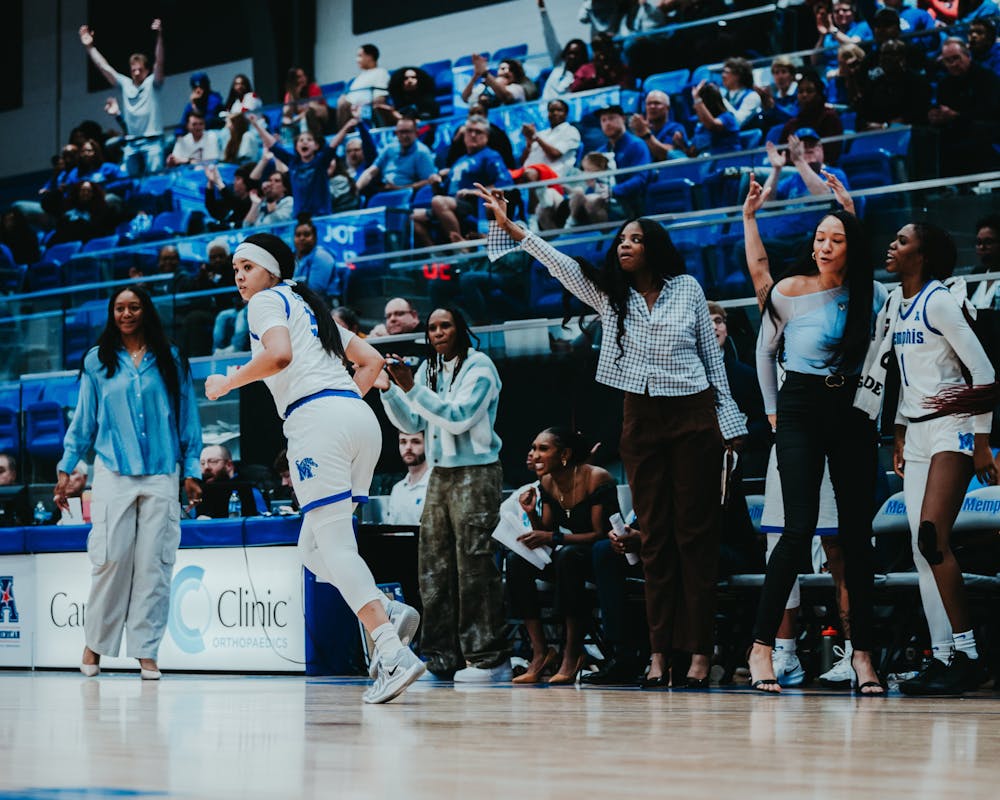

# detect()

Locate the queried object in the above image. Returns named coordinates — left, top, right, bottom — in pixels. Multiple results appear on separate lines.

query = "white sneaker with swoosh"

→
left=363, top=646, right=426, bottom=704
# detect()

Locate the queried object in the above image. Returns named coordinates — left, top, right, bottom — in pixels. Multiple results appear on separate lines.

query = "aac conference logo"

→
left=167, top=565, right=212, bottom=654
left=0, top=576, right=19, bottom=639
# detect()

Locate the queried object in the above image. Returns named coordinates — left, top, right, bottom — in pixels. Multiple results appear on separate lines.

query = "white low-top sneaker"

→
left=363, top=647, right=426, bottom=704
left=453, top=662, right=513, bottom=683
left=369, top=600, right=421, bottom=679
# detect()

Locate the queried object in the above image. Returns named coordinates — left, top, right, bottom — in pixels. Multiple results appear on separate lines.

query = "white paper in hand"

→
left=490, top=484, right=551, bottom=570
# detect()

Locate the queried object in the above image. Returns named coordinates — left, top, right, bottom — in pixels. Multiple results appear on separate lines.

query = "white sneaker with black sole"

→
left=772, top=651, right=805, bottom=687
left=819, top=644, right=854, bottom=687
left=362, top=646, right=426, bottom=704
left=369, top=600, right=421, bottom=679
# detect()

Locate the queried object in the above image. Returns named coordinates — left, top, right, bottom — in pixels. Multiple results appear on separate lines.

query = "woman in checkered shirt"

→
left=477, top=183, right=747, bottom=689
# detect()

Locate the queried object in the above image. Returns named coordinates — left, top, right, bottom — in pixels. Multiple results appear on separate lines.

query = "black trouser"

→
left=506, top=545, right=593, bottom=621
left=752, top=372, right=879, bottom=651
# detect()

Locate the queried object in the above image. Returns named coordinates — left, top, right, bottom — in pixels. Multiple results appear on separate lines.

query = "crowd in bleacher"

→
left=1, top=1, right=998, bottom=342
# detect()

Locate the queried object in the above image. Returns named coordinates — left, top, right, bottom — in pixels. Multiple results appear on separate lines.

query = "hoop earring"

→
left=811, top=252, right=817, bottom=261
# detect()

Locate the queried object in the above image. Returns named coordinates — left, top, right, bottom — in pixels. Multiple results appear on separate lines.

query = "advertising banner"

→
left=35, top=547, right=305, bottom=671
left=0, top=555, right=35, bottom=667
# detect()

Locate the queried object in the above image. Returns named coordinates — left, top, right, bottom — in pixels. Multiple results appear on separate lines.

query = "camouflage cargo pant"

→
left=418, top=462, right=507, bottom=673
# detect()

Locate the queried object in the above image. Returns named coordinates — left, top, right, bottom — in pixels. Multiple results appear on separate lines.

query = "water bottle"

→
left=820, top=626, right=838, bottom=673
left=227, top=490, right=241, bottom=519
left=33, top=501, right=49, bottom=526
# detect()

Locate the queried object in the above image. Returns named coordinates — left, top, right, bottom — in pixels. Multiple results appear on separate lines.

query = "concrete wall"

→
left=314, top=0, right=587, bottom=85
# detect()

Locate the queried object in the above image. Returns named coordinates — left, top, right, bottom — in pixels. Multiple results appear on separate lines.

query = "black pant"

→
left=752, top=372, right=879, bottom=650
left=506, top=545, right=593, bottom=621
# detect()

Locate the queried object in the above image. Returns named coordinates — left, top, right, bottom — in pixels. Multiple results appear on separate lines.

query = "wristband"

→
left=551, top=530, right=565, bottom=547
left=642, top=132, right=652, bottom=139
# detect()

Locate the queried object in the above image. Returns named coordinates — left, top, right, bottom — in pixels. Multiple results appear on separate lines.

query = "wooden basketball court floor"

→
left=0, top=672, right=998, bottom=800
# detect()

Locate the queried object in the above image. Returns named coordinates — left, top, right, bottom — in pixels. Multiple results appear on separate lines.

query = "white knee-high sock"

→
left=903, top=460, right=953, bottom=657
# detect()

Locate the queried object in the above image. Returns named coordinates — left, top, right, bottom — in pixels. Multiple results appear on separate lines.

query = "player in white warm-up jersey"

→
left=885, top=223, right=999, bottom=696
left=203, top=232, right=426, bottom=703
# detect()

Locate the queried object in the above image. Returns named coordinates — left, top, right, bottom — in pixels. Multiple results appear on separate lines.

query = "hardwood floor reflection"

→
left=0, top=673, right=997, bottom=799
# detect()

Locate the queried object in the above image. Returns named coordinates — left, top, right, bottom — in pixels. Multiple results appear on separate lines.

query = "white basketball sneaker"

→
left=369, top=600, right=421, bottom=679
left=362, top=646, right=426, bottom=704
left=772, top=650, right=806, bottom=687
left=819, top=643, right=854, bottom=687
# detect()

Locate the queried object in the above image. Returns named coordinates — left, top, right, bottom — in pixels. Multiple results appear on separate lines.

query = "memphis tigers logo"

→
left=296, top=457, right=318, bottom=481
left=958, top=432, right=974, bottom=452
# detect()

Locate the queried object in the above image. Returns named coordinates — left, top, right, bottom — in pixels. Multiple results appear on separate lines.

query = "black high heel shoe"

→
left=747, top=643, right=780, bottom=695
left=850, top=652, right=887, bottom=697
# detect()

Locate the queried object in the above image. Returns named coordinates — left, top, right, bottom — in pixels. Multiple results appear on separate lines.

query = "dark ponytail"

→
left=542, top=426, right=595, bottom=466
left=241, top=232, right=352, bottom=372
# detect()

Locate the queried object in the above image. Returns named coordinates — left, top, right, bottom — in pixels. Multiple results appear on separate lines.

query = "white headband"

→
left=234, top=241, right=282, bottom=279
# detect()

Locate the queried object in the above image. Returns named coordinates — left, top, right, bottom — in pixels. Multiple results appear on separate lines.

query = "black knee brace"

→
left=917, top=520, right=944, bottom=566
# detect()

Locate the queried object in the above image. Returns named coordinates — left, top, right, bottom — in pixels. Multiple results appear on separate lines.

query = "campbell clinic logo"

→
left=167, top=565, right=212, bottom=654
left=0, top=576, right=19, bottom=639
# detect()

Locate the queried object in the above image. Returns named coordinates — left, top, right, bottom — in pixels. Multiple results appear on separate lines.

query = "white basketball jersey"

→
left=247, top=284, right=358, bottom=416
left=893, top=280, right=973, bottom=423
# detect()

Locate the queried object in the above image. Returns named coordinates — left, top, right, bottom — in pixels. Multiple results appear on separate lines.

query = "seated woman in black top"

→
left=506, top=427, right=619, bottom=684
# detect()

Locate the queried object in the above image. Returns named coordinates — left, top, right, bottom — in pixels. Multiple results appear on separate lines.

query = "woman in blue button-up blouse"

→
left=55, top=284, right=203, bottom=681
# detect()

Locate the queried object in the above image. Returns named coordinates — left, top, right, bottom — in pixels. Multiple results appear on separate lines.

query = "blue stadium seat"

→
left=62, top=256, right=108, bottom=290
left=62, top=306, right=100, bottom=369
left=689, top=64, right=715, bottom=87
left=493, top=44, right=528, bottom=64
left=455, top=52, right=488, bottom=67
left=643, top=69, right=691, bottom=97
left=422, top=60, right=455, bottom=118
left=24, top=401, right=66, bottom=463
left=366, top=189, right=413, bottom=209
left=319, top=81, right=346, bottom=98
left=738, top=129, right=763, bottom=150
left=81, top=235, right=120, bottom=253
left=847, top=127, right=911, bottom=157
left=41, top=240, right=82, bottom=266
left=0, top=405, right=19, bottom=455
left=675, top=239, right=710, bottom=291
left=0, top=243, right=16, bottom=269
left=0, top=245, right=23, bottom=294
left=150, top=210, right=191, bottom=237
left=411, top=185, right=435, bottom=209
left=765, top=124, right=785, bottom=145
left=0, top=264, right=25, bottom=295
left=644, top=177, right=697, bottom=215
left=839, top=150, right=895, bottom=190
left=421, top=59, right=452, bottom=81
left=23, top=262, right=63, bottom=293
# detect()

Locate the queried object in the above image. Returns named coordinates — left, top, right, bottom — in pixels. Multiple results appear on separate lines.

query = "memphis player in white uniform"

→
left=204, top=232, right=426, bottom=703
left=882, top=222, right=999, bottom=695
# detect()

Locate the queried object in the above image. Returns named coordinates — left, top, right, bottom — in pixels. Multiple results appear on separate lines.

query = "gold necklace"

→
left=555, top=465, right=579, bottom=520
